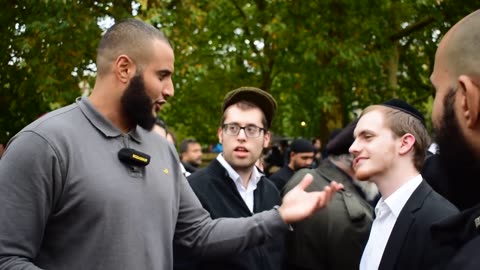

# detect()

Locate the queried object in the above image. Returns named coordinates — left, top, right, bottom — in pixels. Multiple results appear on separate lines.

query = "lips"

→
left=234, top=146, right=249, bottom=157
left=153, top=100, right=166, bottom=113
left=354, top=157, right=367, bottom=168
left=234, top=146, right=249, bottom=152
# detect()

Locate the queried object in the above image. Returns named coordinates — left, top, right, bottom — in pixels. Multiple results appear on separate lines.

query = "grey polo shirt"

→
left=0, top=97, right=288, bottom=270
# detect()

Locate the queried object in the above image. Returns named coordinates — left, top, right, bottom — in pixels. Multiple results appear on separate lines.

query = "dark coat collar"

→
left=378, top=180, right=432, bottom=269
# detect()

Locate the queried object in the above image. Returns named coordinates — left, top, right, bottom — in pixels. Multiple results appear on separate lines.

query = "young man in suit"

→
left=350, top=100, right=458, bottom=270
left=174, top=87, right=343, bottom=270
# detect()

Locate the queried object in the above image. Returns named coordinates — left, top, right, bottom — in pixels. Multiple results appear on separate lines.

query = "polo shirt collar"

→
left=76, top=97, right=142, bottom=143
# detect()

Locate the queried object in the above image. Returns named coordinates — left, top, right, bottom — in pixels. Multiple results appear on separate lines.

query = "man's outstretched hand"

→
left=277, top=173, right=343, bottom=224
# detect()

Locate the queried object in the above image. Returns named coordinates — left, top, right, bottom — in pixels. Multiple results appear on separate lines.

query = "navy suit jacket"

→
left=378, top=180, right=458, bottom=270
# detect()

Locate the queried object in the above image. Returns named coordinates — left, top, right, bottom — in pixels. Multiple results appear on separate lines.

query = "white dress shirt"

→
left=216, top=154, right=263, bottom=213
left=359, top=174, right=423, bottom=270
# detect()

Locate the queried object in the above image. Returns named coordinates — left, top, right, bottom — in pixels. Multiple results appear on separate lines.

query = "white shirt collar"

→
left=380, top=174, right=423, bottom=218
left=216, top=154, right=263, bottom=187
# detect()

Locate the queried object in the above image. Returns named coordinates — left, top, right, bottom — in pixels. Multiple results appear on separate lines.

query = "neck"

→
left=236, top=167, right=254, bottom=188
left=89, top=79, right=131, bottom=133
left=372, top=163, right=419, bottom=199
left=288, top=162, right=295, bottom=171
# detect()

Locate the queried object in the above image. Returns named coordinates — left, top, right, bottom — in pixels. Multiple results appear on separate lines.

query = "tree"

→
left=2, top=0, right=479, bottom=146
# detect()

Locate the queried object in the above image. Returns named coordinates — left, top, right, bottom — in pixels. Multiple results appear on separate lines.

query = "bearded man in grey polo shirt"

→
left=0, top=19, right=342, bottom=270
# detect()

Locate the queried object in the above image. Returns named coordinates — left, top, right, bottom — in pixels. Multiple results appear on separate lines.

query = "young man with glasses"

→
left=174, top=87, right=286, bottom=270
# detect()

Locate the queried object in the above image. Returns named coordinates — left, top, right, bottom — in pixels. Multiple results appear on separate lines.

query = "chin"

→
left=354, top=169, right=373, bottom=181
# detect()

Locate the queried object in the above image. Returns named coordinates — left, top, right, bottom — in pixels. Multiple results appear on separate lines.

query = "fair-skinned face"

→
left=349, top=110, right=400, bottom=182
left=140, top=39, right=175, bottom=116
left=290, top=152, right=315, bottom=170
left=218, top=105, right=270, bottom=172
left=182, top=143, right=203, bottom=166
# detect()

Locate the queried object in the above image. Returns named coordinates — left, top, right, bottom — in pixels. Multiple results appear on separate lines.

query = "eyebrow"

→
left=355, top=130, right=374, bottom=138
left=156, top=69, right=172, bottom=76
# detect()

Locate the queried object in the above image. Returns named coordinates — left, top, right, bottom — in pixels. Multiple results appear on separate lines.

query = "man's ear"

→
left=458, top=75, right=480, bottom=128
left=398, top=133, right=416, bottom=156
left=263, top=131, right=271, bottom=148
left=115, top=55, right=136, bottom=84
left=217, top=127, right=223, bottom=144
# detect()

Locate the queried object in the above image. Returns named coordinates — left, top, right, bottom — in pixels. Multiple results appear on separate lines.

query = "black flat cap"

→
left=222, top=87, right=277, bottom=129
left=381, top=99, right=426, bottom=126
left=326, top=118, right=359, bottom=156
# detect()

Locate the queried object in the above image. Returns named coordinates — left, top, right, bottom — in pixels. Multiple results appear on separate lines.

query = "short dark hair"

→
left=220, top=101, right=268, bottom=130
left=180, top=139, right=199, bottom=154
left=96, top=18, right=171, bottom=77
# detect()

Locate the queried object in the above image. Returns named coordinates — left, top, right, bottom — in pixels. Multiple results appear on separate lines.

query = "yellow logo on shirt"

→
left=163, top=168, right=169, bottom=175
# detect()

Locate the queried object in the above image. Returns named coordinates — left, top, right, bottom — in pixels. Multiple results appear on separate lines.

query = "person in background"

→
left=270, top=138, right=315, bottom=191
left=180, top=138, right=203, bottom=174
left=311, top=137, right=322, bottom=168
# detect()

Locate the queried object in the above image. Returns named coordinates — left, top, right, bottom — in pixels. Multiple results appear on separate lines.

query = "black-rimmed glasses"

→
left=222, top=123, right=266, bottom=138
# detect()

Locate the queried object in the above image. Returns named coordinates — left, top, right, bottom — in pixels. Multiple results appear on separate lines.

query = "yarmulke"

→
left=290, top=138, right=315, bottom=153
left=381, top=99, right=426, bottom=126
left=326, top=118, right=358, bottom=156
left=222, top=87, right=277, bottom=129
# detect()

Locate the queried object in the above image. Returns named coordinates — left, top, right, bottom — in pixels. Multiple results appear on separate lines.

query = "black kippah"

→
left=290, top=138, right=315, bottom=153
left=381, top=99, right=426, bottom=126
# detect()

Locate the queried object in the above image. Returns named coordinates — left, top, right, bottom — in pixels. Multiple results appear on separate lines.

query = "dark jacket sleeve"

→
left=173, top=171, right=289, bottom=257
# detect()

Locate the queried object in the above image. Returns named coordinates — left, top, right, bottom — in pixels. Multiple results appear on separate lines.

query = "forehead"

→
left=187, top=142, right=201, bottom=149
left=295, top=152, right=315, bottom=156
left=223, top=105, right=264, bottom=125
left=148, top=39, right=174, bottom=70
left=430, top=48, right=447, bottom=87
left=354, top=110, right=386, bottom=136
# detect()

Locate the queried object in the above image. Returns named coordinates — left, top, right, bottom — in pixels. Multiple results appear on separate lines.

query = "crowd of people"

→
left=1, top=9, right=480, bottom=270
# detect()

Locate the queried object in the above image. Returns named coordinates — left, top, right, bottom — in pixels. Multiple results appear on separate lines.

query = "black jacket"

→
left=430, top=204, right=480, bottom=270
left=269, top=166, right=294, bottom=192
left=174, top=159, right=285, bottom=270
left=378, top=180, right=458, bottom=270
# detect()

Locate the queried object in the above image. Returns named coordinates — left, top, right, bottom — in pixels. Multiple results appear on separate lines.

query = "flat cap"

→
left=222, top=87, right=277, bottom=129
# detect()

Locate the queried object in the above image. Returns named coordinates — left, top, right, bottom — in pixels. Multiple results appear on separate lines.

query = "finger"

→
left=317, top=192, right=326, bottom=208
left=319, top=188, right=332, bottom=208
left=323, top=185, right=333, bottom=203
left=296, top=173, right=314, bottom=191
left=330, top=181, right=344, bottom=192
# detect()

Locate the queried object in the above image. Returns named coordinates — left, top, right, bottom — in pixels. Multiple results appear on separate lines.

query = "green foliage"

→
left=0, top=0, right=133, bottom=143
left=2, top=0, right=480, bottom=146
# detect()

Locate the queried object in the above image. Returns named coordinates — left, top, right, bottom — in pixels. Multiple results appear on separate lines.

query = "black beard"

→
left=120, top=74, right=156, bottom=131
left=434, top=88, right=480, bottom=210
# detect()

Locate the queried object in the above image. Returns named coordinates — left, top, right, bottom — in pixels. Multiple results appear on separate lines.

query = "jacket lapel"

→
left=378, top=180, right=431, bottom=270
left=208, top=159, right=253, bottom=215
